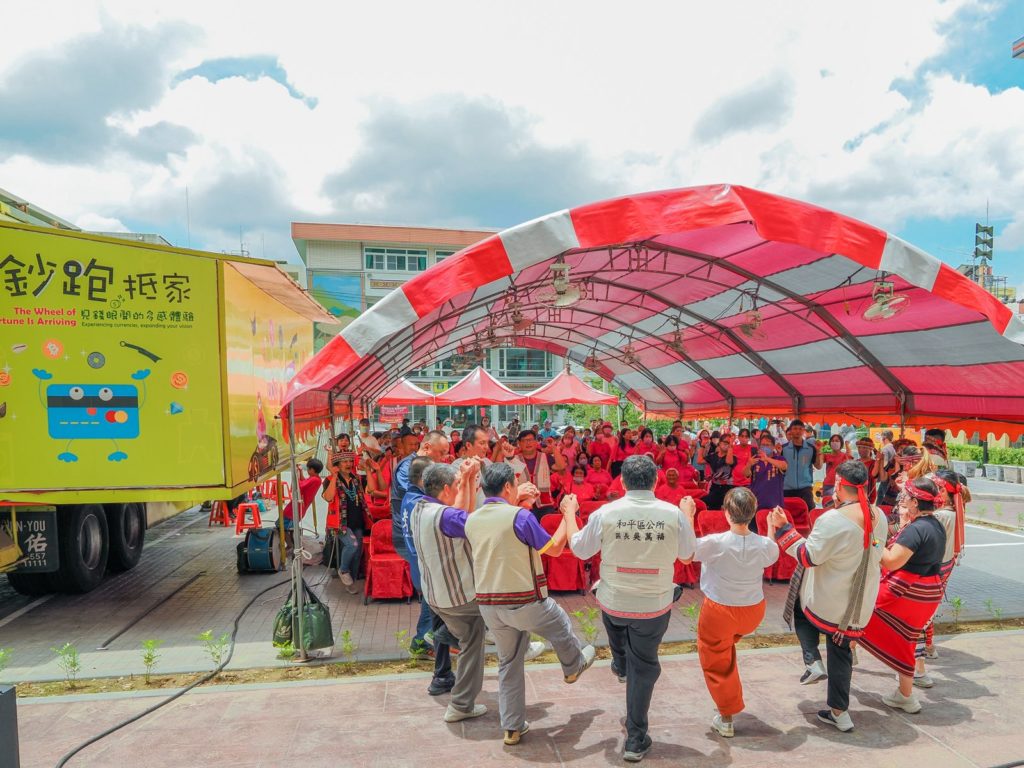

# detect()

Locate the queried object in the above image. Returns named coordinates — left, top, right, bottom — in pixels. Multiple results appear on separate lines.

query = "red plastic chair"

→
left=696, top=509, right=730, bottom=536
left=755, top=508, right=799, bottom=582
left=578, top=499, right=604, bottom=524
left=540, top=514, right=588, bottom=593
left=208, top=500, right=232, bottom=527
left=234, top=502, right=262, bottom=534
left=363, top=519, right=414, bottom=605
left=364, top=494, right=391, bottom=522
left=783, top=497, right=810, bottom=529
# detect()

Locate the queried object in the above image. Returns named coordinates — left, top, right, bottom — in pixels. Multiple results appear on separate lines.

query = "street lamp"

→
left=618, top=395, right=628, bottom=425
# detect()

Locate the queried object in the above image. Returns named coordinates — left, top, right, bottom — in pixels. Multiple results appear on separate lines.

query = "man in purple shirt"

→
left=411, top=459, right=545, bottom=724
left=744, top=435, right=789, bottom=528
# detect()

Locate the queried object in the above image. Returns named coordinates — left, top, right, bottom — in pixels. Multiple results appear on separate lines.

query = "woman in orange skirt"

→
left=682, top=487, right=780, bottom=737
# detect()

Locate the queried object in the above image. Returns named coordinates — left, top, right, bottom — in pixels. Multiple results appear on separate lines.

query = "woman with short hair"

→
left=681, top=487, right=779, bottom=738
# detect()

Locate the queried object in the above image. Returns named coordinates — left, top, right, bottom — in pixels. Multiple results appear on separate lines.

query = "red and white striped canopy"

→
left=283, top=185, right=1024, bottom=436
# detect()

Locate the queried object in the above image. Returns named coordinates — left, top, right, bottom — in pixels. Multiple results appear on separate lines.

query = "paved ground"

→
left=13, top=630, right=1024, bottom=767
left=4, top=493, right=1024, bottom=684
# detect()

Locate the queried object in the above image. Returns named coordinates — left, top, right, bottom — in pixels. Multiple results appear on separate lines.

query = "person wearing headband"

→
left=922, top=429, right=949, bottom=469
left=857, top=476, right=947, bottom=714
left=913, top=469, right=969, bottom=684
left=767, top=459, right=888, bottom=733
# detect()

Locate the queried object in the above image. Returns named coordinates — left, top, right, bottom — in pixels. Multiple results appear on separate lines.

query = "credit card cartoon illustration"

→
left=46, top=384, right=141, bottom=440
left=33, top=368, right=150, bottom=462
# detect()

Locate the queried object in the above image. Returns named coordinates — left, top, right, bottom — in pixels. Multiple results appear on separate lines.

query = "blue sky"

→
left=1, top=1, right=1022, bottom=296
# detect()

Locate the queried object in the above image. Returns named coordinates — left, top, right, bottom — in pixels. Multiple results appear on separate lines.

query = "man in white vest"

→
left=464, top=462, right=597, bottom=747
left=565, top=454, right=697, bottom=763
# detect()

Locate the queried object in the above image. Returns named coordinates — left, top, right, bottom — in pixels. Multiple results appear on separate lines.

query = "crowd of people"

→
left=284, top=415, right=967, bottom=762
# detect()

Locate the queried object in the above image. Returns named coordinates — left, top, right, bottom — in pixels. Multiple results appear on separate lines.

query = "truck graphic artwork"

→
left=32, top=368, right=151, bottom=462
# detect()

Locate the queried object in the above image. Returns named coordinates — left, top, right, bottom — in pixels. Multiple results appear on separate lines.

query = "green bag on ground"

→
left=273, top=579, right=334, bottom=651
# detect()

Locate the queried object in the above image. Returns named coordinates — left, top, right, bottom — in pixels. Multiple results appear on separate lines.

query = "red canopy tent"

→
left=527, top=370, right=619, bottom=406
left=375, top=377, right=435, bottom=405
left=281, top=185, right=1024, bottom=438
left=434, top=366, right=528, bottom=406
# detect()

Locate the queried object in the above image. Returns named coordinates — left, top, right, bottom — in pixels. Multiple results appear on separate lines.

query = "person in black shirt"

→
left=858, top=476, right=947, bottom=715
left=704, top=433, right=735, bottom=510
left=322, top=452, right=366, bottom=594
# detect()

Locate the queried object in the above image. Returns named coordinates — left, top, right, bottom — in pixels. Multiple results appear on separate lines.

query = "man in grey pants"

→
left=564, top=454, right=697, bottom=762
left=464, top=462, right=597, bottom=746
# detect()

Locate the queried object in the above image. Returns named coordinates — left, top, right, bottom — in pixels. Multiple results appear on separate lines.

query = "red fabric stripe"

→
left=403, top=236, right=511, bottom=317
left=931, top=264, right=1011, bottom=333
left=615, top=566, right=660, bottom=575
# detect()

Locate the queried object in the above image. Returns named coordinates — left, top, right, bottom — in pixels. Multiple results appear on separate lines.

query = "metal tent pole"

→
left=288, top=401, right=306, bottom=660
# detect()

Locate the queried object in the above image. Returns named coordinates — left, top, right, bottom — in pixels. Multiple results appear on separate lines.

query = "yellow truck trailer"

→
left=0, top=221, right=334, bottom=594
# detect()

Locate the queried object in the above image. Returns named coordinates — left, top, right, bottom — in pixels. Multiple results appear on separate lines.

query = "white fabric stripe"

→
left=695, top=354, right=761, bottom=379
left=859, top=322, right=1024, bottom=366
left=1004, top=314, right=1024, bottom=345
left=759, top=338, right=861, bottom=374
left=340, top=287, right=418, bottom=357
left=769, top=253, right=873, bottom=295
left=498, top=209, right=579, bottom=272
left=879, top=235, right=941, bottom=290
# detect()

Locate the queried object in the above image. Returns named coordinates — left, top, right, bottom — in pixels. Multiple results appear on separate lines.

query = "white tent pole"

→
left=288, top=401, right=306, bottom=660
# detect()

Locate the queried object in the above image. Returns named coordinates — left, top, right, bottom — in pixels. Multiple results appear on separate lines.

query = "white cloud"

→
left=74, top=213, right=129, bottom=232
left=5, top=0, right=1023, bottom=277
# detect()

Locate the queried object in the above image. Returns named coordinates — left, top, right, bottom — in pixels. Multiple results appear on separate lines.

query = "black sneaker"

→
left=610, top=663, right=627, bottom=683
left=427, top=675, right=455, bottom=696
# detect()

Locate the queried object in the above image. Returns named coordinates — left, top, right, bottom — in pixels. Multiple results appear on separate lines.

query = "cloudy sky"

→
left=2, top=1, right=1023, bottom=293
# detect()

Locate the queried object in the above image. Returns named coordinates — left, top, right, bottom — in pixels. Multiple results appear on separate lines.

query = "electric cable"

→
left=54, top=577, right=290, bottom=768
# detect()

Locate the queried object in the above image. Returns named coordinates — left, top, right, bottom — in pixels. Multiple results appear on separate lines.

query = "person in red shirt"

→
left=856, top=437, right=881, bottom=504
left=634, top=428, right=658, bottom=459
left=588, top=423, right=614, bottom=470
left=655, top=467, right=688, bottom=506
left=566, top=465, right=598, bottom=502
left=731, top=428, right=754, bottom=487
left=821, top=435, right=851, bottom=503
left=288, top=458, right=324, bottom=532
left=657, top=435, right=689, bottom=474
left=586, top=455, right=613, bottom=494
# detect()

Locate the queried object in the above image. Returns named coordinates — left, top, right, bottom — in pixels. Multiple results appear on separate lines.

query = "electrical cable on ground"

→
left=54, top=577, right=290, bottom=768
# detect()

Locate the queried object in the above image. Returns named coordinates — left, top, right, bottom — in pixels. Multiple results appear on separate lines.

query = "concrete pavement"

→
left=14, top=629, right=1024, bottom=768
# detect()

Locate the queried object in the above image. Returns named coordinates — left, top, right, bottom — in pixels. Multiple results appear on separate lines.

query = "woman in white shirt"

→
left=681, top=487, right=779, bottom=738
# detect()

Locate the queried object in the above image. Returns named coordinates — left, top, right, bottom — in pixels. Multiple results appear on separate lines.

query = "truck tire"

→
left=105, top=503, right=146, bottom=572
left=54, top=504, right=109, bottom=593
left=6, top=571, right=57, bottom=596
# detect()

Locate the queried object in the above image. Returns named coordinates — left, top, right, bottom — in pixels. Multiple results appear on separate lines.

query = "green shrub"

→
left=948, top=444, right=984, bottom=462
left=988, top=447, right=1024, bottom=467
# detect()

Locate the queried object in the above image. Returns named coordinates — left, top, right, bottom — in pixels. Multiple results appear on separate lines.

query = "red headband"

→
left=837, top=476, right=872, bottom=549
left=903, top=482, right=941, bottom=504
left=937, top=477, right=966, bottom=557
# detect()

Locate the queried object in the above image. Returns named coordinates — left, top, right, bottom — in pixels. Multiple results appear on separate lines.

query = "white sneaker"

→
left=525, top=640, right=545, bottom=662
left=883, top=689, right=922, bottom=714
left=913, top=672, right=934, bottom=689
left=565, top=644, right=596, bottom=683
left=444, top=703, right=487, bottom=722
left=484, top=630, right=497, bottom=645
left=340, top=571, right=354, bottom=586
left=711, top=714, right=734, bottom=738
left=924, top=646, right=939, bottom=660
left=800, top=660, right=827, bottom=685
left=817, top=709, right=854, bottom=732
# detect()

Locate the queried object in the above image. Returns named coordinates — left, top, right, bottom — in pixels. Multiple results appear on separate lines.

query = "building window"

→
left=495, top=348, right=553, bottom=377
left=364, top=246, right=428, bottom=272
left=435, top=250, right=455, bottom=263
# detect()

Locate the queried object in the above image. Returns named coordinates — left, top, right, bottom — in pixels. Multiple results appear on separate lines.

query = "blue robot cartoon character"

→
left=32, top=368, right=151, bottom=463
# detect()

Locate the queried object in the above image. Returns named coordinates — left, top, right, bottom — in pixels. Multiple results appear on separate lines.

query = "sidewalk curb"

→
left=966, top=516, right=1021, bottom=532
left=973, top=493, right=1024, bottom=502
left=18, top=629, right=1024, bottom=705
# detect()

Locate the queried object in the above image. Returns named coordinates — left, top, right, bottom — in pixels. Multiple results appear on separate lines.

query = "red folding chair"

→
left=540, top=514, right=588, bottom=593
left=363, top=519, right=414, bottom=605
left=755, top=508, right=799, bottom=582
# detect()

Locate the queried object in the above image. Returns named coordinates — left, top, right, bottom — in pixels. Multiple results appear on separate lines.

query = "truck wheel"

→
left=6, top=571, right=56, bottom=596
left=54, top=504, right=109, bottom=593
left=106, top=503, right=146, bottom=572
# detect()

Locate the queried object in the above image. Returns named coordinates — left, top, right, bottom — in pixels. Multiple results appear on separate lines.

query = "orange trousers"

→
left=696, top=597, right=766, bottom=717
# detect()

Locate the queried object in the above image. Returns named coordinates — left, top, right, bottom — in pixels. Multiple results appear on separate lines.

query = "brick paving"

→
left=3, top=498, right=1024, bottom=684
left=13, top=630, right=1024, bottom=767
